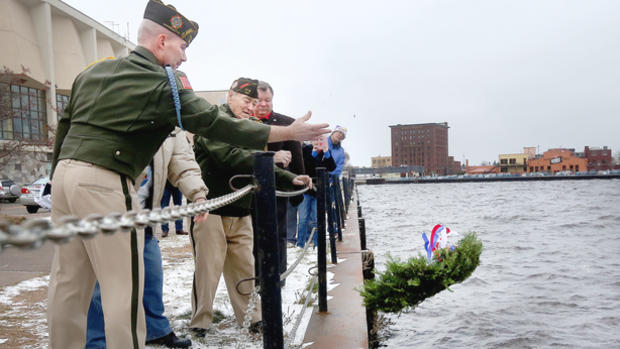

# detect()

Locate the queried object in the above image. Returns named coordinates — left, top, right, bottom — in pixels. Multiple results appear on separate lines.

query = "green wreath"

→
left=360, top=232, right=483, bottom=313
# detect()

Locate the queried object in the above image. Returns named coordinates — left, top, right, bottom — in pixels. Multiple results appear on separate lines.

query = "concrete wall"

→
left=0, top=0, right=134, bottom=184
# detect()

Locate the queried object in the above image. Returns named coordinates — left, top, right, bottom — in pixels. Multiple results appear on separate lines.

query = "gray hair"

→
left=257, top=81, right=273, bottom=96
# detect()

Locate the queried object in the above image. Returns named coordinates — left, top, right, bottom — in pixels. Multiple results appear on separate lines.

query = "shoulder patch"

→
left=84, top=56, right=115, bottom=71
left=179, top=76, right=193, bottom=90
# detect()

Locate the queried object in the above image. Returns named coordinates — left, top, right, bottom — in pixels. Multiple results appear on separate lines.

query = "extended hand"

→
left=288, top=111, right=330, bottom=141
left=274, top=150, right=292, bottom=167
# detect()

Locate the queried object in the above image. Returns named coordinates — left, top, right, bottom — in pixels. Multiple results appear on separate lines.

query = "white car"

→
left=18, top=177, right=50, bottom=213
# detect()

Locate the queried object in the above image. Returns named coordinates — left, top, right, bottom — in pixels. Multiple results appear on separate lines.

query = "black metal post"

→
left=342, top=177, right=350, bottom=213
left=326, top=179, right=338, bottom=264
left=254, top=153, right=283, bottom=349
left=334, top=177, right=346, bottom=234
left=359, top=217, right=367, bottom=251
left=357, top=204, right=362, bottom=218
left=316, top=167, right=328, bottom=312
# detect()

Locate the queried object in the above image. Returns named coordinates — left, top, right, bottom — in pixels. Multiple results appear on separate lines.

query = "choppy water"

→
left=358, top=179, right=620, bottom=348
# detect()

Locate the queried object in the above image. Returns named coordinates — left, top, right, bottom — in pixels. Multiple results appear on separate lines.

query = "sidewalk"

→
left=303, top=200, right=368, bottom=349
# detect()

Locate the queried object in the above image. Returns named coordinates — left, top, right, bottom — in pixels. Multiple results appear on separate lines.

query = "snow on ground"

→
left=0, top=232, right=339, bottom=349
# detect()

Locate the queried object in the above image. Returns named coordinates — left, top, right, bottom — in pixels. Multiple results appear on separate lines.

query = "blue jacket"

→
left=328, top=136, right=345, bottom=177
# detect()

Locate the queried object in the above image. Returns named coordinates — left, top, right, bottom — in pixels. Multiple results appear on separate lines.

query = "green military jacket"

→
left=51, top=46, right=270, bottom=180
left=194, top=104, right=299, bottom=217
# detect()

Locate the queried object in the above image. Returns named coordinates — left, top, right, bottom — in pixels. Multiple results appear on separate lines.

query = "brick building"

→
left=390, top=122, right=452, bottom=175
left=584, top=146, right=612, bottom=171
left=528, top=148, right=587, bottom=174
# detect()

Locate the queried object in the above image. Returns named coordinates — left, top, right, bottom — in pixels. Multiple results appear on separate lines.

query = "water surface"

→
left=358, top=179, right=620, bottom=348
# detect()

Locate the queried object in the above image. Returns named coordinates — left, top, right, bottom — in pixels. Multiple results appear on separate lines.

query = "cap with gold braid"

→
left=230, top=78, right=258, bottom=98
left=144, top=0, right=199, bottom=45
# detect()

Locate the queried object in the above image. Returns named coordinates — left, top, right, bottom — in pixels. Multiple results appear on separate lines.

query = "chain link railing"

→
left=0, top=184, right=256, bottom=253
left=280, top=228, right=316, bottom=281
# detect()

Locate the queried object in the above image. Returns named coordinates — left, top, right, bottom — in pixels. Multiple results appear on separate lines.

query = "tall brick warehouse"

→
left=390, top=122, right=450, bottom=175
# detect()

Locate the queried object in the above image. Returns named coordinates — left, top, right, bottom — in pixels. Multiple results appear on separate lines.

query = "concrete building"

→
left=584, top=146, right=612, bottom=171
left=370, top=155, right=391, bottom=168
left=528, top=148, right=587, bottom=174
left=194, top=90, right=228, bottom=106
left=0, top=0, right=134, bottom=184
left=390, top=122, right=451, bottom=175
left=498, top=153, right=528, bottom=174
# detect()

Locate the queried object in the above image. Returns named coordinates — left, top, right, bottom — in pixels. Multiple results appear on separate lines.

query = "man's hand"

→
left=268, top=111, right=330, bottom=142
left=274, top=150, right=292, bottom=167
left=192, top=197, right=209, bottom=223
left=292, top=175, right=312, bottom=188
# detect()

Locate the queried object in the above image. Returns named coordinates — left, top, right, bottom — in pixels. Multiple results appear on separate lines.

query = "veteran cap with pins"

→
left=144, top=0, right=199, bottom=45
left=230, top=78, right=259, bottom=98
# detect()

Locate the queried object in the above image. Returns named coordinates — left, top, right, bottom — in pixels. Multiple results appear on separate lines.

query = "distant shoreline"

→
left=357, top=174, right=620, bottom=185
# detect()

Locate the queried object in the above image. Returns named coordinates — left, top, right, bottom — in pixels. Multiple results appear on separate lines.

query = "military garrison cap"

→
left=144, top=0, right=199, bottom=45
left=230, top=78, right=258, bottom=98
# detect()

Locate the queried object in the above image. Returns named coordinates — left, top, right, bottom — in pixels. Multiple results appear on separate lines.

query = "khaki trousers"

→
left=190, top=214, right=261, bottom=328
left=48, top=159, right=145, bottom=349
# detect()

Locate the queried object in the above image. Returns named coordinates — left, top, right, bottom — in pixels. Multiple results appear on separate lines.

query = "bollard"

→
left=326, top=179, right=338, bottom=264
left=254, top=152, right=284, bottom=349
left=316, top=167, right=328, bottom=312
left=358, top=217, right=367, bottom=251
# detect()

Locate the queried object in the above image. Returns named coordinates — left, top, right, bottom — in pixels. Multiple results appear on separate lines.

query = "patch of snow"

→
left=0, top=275, right=49, bottom=304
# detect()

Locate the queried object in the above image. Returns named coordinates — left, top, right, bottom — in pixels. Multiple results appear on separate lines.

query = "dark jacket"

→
left=51, top=46, right=269, bottom=180
left=259, top=111, right=305, bottom=205
left=302, top=143, right=336, bottom=197
left=259, top=112, right=305, bottom=175
left=194, top=104, right=300, bottom=217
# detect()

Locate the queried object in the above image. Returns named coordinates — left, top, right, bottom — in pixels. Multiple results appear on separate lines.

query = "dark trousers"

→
left=161, top=183, right=183, bottom=233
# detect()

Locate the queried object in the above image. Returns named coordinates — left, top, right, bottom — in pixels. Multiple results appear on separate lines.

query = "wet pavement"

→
left=0, top=203, right=53, bottom=287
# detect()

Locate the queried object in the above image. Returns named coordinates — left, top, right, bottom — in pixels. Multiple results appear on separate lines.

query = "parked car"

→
left=0, top=179, right=21, bottom=203
left=18, top=176, right=50, bottom=213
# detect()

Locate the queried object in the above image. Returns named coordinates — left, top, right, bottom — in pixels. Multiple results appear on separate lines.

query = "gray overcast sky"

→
left=63, top=0, right=620, bottom=167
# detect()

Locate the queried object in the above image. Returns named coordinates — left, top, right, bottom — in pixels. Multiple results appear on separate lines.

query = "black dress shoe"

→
left=249, top=321, right=263, bottom=334
left=145, top=331, right=191, bottom=348
left=189, top=327, right=207, bottom=337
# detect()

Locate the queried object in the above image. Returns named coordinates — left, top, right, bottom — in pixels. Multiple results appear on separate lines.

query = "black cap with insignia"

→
left=230, top=78, right=258, bottom=98
left=144, top=0, right=199, bottom=45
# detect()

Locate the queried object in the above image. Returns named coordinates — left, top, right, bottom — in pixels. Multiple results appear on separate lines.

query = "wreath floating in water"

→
left=360, top=225, right=483, bottom=313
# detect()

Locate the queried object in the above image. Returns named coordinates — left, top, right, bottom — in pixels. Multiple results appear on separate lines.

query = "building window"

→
left=0, top=83, right=47, bottom=141
left=56, top=94, right=70, bottom=119
left=509, top=158, right=516, bottom=164
left=500, top=159, right=507, bottom=164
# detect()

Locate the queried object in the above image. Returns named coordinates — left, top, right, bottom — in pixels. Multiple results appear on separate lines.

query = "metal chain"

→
left=284, top=274, right=318, bottom=349
left=275, top=187, right=311, bottom=198
left=235, top=284, right=261, bottom=349
left=280, top=227, right=317, bottom=281
left=0, top=184, right=256, bottom=253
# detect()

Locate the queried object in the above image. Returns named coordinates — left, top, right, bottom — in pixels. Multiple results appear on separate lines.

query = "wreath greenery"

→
left=360, top=232, right=482, bottom=313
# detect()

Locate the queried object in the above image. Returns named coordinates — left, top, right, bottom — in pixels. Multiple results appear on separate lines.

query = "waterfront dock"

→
left=303, top=198, right=369, bottom=349
left=357, top=173, right=620, bottom=185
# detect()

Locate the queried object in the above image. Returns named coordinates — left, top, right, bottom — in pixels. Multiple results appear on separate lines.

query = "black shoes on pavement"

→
left=145, top=331, right=191, bottom=348
left=249, top=321, right=263, bottom=334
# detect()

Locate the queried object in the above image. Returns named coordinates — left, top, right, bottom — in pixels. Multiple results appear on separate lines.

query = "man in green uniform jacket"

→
left=189, top=78, right=311, bottom=335
left=47, top=1, right=327, bottom=349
